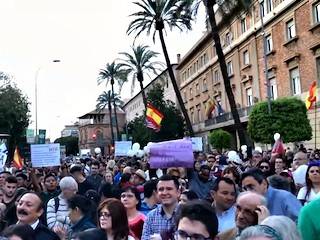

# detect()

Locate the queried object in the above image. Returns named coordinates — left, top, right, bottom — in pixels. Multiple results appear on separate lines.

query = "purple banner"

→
left=149, top=139, right=194, bottom=169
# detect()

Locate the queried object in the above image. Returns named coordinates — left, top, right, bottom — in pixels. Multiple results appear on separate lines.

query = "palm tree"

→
left=127, top=0, right=195, bottom=136
left=98, top=62, right=128, bottom=141
left=119, top=44, right=162, bottom=108
left=96, top=91, right=115, bottom=145
left=191, top=0, right=251, bottom=146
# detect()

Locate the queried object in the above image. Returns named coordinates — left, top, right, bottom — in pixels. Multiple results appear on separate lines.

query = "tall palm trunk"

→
left=137, top=71, right=147, bottom=108
left=108, top=91, right=115, bottom=145
left=111, top=80, right=120, bottom=141
left=205, top=0, right=247, bottom=146
left=157, top=26, right=194, bottom=137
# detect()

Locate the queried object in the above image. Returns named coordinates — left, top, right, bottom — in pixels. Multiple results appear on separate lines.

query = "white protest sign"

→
left=0, top=143, right=7, bottom=170
left=191, top=137, right=203, bottom=152
left=115, top=141, right=132, bottom=156
left=31, top=143, right=61, bottom=167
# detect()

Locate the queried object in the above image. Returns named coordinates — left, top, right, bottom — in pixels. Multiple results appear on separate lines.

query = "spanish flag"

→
left=13, top=147, right=23, bottom=169
left=205, top=97, right=216, bottom=119
left=306, top=81, right=317, bottom=110
left=146, top=103, right=164, bottom=130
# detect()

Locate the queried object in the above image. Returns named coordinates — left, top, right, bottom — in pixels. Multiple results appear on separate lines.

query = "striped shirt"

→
left=46, top=194, right=71, bottom=230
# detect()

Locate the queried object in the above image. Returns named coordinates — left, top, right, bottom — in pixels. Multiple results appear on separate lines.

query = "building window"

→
left=203, top=79, right=208, bottom=91
left=266, top=0, right=273, bottom=13
left=204, top=53, right=208, bottom=64
left=225, top=32, right=232, bottom=46
left=260, top=1, right=265, bottom=17
left=241, top=17, right=247, bottom=34
left=313, top=2, right=320, bottom=24
left=243, top=50, right=250, bottom=65
left=290, top=67, right=301, bottom=95
left=197, top=107, right=201, bottom=122
left=266, top=34, right=273, bottom=53
left=191, top=111, right=194, bottom=124
left=196, top=83, right=200, bottom=95
left=214, top=70, right=220, bottom=83
left=286, top=19, right=296, bottom=40
left=316, top=57, right=320, bottom=85
left=190, top=88, right=193, bottom=99
left=246, top=88, right=253, bottom=106
left=227, top=61, right=233, bottom=76
left=270, top=78, right=278, bottom=100
left=183, top=90, right=187, bottom=102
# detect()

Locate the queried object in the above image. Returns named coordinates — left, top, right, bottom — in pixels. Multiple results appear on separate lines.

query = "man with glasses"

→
left=175, top=200, right=218, bottom=240
left=218, top=191, right=268, bottom=240
left=241, top=168, right=301, bottom=221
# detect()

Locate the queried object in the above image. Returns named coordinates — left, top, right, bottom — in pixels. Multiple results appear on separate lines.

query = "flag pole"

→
left=315, top=102, right=317, bottom=150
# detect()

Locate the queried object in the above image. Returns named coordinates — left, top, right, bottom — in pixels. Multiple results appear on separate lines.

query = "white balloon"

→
left=132, top=143, right=141, bottom=151
left=274, top=133, right=281, bottom=141
left=137, top=150, right=145, bottom=157
left=241, top=145, right=247, bottom=152
left=255, top=146, right=263, bottom=153
left=127, top=149, right=134, bottom=157
left=94, top=147, right=101, bottom=154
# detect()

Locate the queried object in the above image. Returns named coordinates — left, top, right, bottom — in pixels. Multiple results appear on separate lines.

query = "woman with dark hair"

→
left=222, top=166, right=240, bottom=185
left=297, top=162, right=320, bottom=205
left=179, top=190, right=198, bottom=205
left=97, top=198, right=135, bottom=240
left=121, top=186, right=146, bottom=239
left=74, top=228, right=106, bottom=240
left=2, top=224, right=36, bottom=240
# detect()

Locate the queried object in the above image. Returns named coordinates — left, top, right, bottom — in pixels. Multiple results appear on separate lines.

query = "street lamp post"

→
left=35, top=60, right=61, bottom=140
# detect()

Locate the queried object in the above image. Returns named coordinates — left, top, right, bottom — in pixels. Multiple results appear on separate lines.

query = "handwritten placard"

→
left=31, top=144, right=61, bottom=167
left=149, top=139, right=194, bottom=168
left=115, top=141, right=132, bottom=156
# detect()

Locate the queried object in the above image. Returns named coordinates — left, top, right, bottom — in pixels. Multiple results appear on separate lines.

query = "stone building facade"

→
left=178, top=0, right=320, bottom=149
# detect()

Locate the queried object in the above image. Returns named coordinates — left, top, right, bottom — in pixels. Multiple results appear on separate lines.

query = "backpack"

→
left=41, top=196, right=60, bottom=226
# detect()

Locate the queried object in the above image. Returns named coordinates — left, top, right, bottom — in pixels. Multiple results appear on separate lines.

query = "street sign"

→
left=26, top=129, right=35, bottom=144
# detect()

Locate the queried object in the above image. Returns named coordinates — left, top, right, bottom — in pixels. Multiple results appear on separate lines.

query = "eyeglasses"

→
left=120, top=193, right=135, bottom=198
left=260, top=166, right=270, bottom=169
left=99, top=211, right=111, bottom=218
left=174, top=230, right=211, bottom=240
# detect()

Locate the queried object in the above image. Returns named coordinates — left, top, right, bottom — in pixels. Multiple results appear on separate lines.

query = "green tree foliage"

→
left=119, top=44, right=162, bottom=108
left=248, top=97, right=312, bottom=144
left=208, top=129, right=231, bottom=152
left=127, top=0, right=194, bottom=136
left=54, top=136, right=79, bottom=156
left=127, top=84, right=185, bottom=147
left=0, top=84, right=30, bottom=156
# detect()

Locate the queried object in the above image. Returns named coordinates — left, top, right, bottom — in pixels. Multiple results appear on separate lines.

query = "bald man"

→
left=16, top=192, right=59, bottom=240
left=218, top=191, right=269, bottom=240
left=292, top=152, right=308, bottom=186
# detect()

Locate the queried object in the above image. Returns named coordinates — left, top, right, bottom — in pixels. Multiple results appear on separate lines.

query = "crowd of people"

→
left=0, top=145, right=319, bottom=240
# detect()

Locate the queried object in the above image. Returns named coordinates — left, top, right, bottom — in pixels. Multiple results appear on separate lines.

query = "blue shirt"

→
left=217, top=206, right=236, bottom=233
left=266, top=186, right=301, bottom=222
left=141, top=204, right=178, bottom=240
left=139, top=202, right=157, bottom=216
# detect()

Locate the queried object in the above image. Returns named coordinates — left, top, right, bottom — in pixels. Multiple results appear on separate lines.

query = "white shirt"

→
left=30, top=219, right=40, bottom=230
left=297, top=186, right=320, bottom=203
left=217, top=206, right=236, bottom=232
left=293, top=165, right=308, bottom=185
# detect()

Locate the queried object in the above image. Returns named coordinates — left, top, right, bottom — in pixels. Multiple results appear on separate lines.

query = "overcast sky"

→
left=0, top=0, right=206, bottom=141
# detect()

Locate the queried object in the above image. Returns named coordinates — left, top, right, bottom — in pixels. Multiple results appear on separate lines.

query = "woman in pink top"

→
left=121, top=186, right=146, bottom=239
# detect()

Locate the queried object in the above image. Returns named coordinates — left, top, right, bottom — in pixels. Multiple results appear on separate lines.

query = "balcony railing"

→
left=205, top=106, right=253, bottom=127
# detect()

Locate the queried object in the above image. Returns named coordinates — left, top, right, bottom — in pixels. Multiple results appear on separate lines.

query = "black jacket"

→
left=34, top=222, right=60, bottom=240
